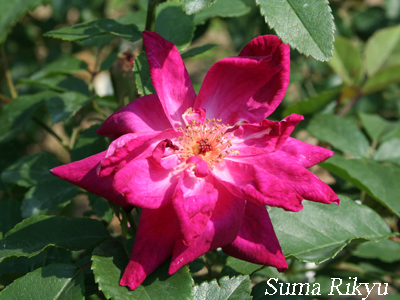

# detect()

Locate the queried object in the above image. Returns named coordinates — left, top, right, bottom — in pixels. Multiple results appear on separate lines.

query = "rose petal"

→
left=186, top=156, right=209, bottom=178
left=222, top=202, right=288, bottom=272
left=143, top=31, right=197, bottom=129
left=194, top=35, right=290, bottom=125
left=97, top=94, right=172, bottom=139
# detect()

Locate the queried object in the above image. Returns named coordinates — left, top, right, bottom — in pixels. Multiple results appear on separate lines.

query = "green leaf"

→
left=29, top=56, right=88, bottom=80
left=0, top=199, right=22, bottom=236
left=328, top=36, right=363, bottom=85
left=45, top=92, right=91, bottom=124
left=256, top=0, right=335, bottom=61
left=282, top=86, right=342, bottom=117
left=353, top=240, right=400, bottom=263
left=181, top=44, right=218, bottom=58
left=225, top=257, right=261, bottom=275
left=134, top=51, right=156, bottom=96
left=0, top=0, right=50, bottom=44
left=19, top=75, right=90, bottom=95
left=44, top=19, right=141, bottom=43
left=365, top=24, right=400, bottom=76
left=269, top=195, right=395, bottom=264
left=92, top=240, right=194, bottom=300
left=193, top=0, right=250, bottom=25
left=87, top=194, right=113, bottom=223
left=373, top=138, right=400, bottom=166
left=71, top=125, right=108, bottom=162
left=155, top=1, right=195, bottom=51
left=0, top=215, right=111, bottom=263
left=307, top=114, right=370, bottom=158
left=359, top=112, right=391, bottom=142
left=0, top=264, right=84, bottom=300
left=362, top=64, right=400, bottom=94
left=192, top=276, right=252, bottom=300
left=181, top=0, right=217, bottom=15
left=320, top=155, right=400, bottom=217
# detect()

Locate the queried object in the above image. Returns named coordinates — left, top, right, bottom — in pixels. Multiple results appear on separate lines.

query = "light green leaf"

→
left=0, top=0, right=50, bottom=44
left=181, top=44, right=217, bottom=58
left=328, top=36, right=363, bottom=85
left=365, top=24, right=400, bottom=76
left=256, top=0, right=335, bottom=61
left=359, top=112, right=391, bottom=142
left=282, top=86, right=342, bottom=117
left=71, top=125, right=108, bottom=162
left=320, top=155, right=400, bottom=217
left=0, top=215, right=111, bottom=263
left=373, top=138, right=400, bottom=166
left=362, top=64, right=400, bottom=94
left=92, top=240, right=194, bottom=300
left=181, top=0, right=217, bottom=15
left=353, top=240, right=400, bottom=263
left=0, top=264, right=84, bottom=300
left=19, top=75, right=89, bottom=95
left=193, top=0, right=250, bottom=25
left=0, top=199, right=22, bottom=236
left=307, top=114, right=370, bottom=158
left=269, top=195, right=395, bottom=263
left=155, top=1, right=195, bottom=51
left=192, top=276, right=252, bottom=300
left=29, top=56, right=88, bottom=80
left=44, top=19, right=141, bottom=43
left=134, top=51, right=156, bottom=96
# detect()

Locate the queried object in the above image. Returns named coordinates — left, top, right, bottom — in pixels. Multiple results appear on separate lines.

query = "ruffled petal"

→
left=194, top=35, right=290, bottom=125
left=143, top=31, right=197, bottom=129
left=222, top=202, right=287, bottom=272
left=186, top=156, right=209, bottom=178
left=97, top=94, right=172, bottom=139
left=169, top=181, right=245, bottom=274
left=120, top=203, right=179, bottom=290
left=231, top=114, right=304, bottom=156
left=172, top=171, right=218, bottom=246
left=50, top=152, right=127, bottom=208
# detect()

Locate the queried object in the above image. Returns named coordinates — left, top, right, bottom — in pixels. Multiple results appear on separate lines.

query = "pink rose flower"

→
left=51, top=31, right=339, bottom=290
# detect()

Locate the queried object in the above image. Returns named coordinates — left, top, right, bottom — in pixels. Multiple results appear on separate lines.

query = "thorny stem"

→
left=126, top=210, right=138, bottom=235
left=1, top=46, right=18, bottom=99
left=89, top=47, right=102, bottom=93
left=33, top=117, right=70, bottom=151
left=202, top=255, right=213, bottom=280
left=69, top=126, right=80, bottom=150
left=145, top=0, right=159, bottom=32
left=339, top=93, right=362, bottom=117
left=92, top=101, right=108, bottom=119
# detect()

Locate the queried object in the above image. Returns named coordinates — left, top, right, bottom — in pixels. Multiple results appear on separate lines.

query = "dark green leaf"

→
left=71, top=125, right=108, bottom=162
left=134, top=51, right=156, bottom=96
left=0, top=216, right=111, bottom=263
left=373, top=138, right=400, bottom=166
left=359, top=112, right=391, bottom=142
left=256, top=0, right=335, bottom=61
left=328, top=36, right=363, bottom=85
left=307, top=114, right=370, bottom=158
left=181, top=44, right=217, bottom=58
left=155, top=1, right=195, bottom=51
left=0, top=264, right=84, bottom=300
left=362, top=64, right=400, bottom=94
left=365, top=24, right=400, bottom=76
left=192, top=276, right=251, bottom=300
left=19, top=75, right=90, bottom=95
left=225, top=257, right=261, bottom=275
left=92, top=240, right=194, bottom=300
left=0, top=0, right=50, bottom=43
left=44, top=19, right=141, bottom=43
left=87, top=193, right=113, bottom=223
left=45, top=92, right=91, bottom=124
left=282, top=86, right=342, bottom=117
left=29, top=57, right=88, bottom=80
left=270, top=195, right=395, bottom=263
left=181, top=0, right=217, bottom=15
left=193, top=0, right=250, bottom=25
left=0, top=200, right=22, bottom=236
left=353, top=240, right=400, bottom=263
left=320, top=156, right=400, bottom=217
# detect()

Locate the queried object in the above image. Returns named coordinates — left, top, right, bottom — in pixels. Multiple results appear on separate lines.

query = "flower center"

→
left=176, top=115, right=239, bottom=168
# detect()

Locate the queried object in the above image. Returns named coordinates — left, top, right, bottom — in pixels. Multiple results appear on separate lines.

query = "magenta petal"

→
left=222, top=202, right=288, bottom=272
left=51, top=152, right=127, bottom=207
left=172, top=171, right=218, bottom=246
left=120, top=204, right=179, bottom=290
left=143, top=31, right=197, bottom=129
left=194, top=35, right=290, bottom=125
left=169, top=181, right=245, bottom=274
left=186, top=156, right=209, bottom=178
left=97, top=94, right=172, bottom=139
